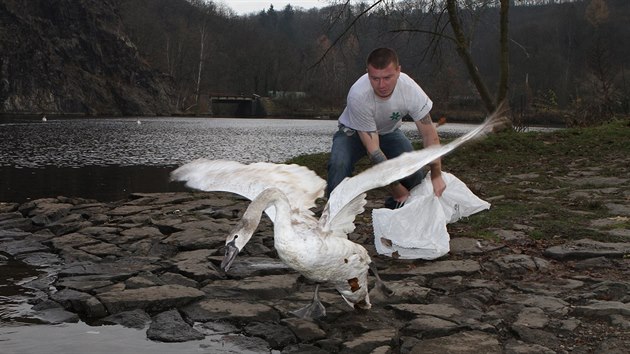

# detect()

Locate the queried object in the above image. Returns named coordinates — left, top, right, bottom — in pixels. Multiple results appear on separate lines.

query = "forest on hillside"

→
left=116, top=0, right=629, bottom=125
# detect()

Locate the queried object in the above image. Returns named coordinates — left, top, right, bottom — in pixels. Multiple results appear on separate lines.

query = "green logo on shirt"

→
left=390, top=112, right=401, bottom=121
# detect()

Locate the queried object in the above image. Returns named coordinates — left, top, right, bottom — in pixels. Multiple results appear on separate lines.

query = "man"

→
left=326, top=47, right=446, bottom=208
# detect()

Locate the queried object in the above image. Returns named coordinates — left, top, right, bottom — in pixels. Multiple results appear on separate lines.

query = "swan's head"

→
left=220, top=220, right=256, bottom=272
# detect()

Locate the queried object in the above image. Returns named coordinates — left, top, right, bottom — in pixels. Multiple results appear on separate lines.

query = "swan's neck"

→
left=242, top=188, right=292, bottom=233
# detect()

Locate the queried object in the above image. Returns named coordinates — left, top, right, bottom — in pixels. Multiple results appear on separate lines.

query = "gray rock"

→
left=47, top=214, right=92, bottom=236
left=159, top=272, right=199, bottom=288
left=544, top=238, right=630, bottom=260
left=0, top=238, right=49, bottom=256
left=205, top=333, right=271, bottom=353
left=401, top=314, right=461, bottom=338
left=281, top=317, right=327, bottom=342
left=202, top=274, right=296, bottom=300
left=511, top=326, right=558, bottom=348
left=48, top=232, right=100, bottom=249
left=450, top=237, right=498, bottom=255
left=56, top=275, right=115, bottom=292
left=384, top=259, right=481, bottom=277
left=513, top=307, right=549, bottom=329
left=490, top=254, right=550, bottom=275
left=408, top=330, right=501, bottom=354
left=0, top=202, right=18, bottom=213
left=171, top=248, right=223, bottom=281
left=24, top=199, right=73, bottom=222
left=32, top=305, right=81, bottom=324
left=212, top=256, right=291, bottom=278
left=244, top=321, right=297, bottom=349
left=573, top=300, right=630, bottom=318
left=162, top=227, right=226, bottom=250
left=369, top=279, right=431, bottom=304
left=0, top=214, right=33, bottom=230
left=497, top=293, right=569, bottom=315
left=107, top=205, right=159, bottom=217
left=99, top=309, right=152, bottom=329
left=0, top=228, right=32, bottom=240
left=504, top=339, right=555, bottom=354
left=281, top=344, right=329, bottom=353
left=181, top=298, right=280, bottom=323
left=16, top=251, right=63, bottom=268
left=58, top=258, right=163, bottom=277
left=79, top=241, right=124, bottom=257
left=587, top=280, right=630, bottom=302
left=51, top=288, right=108, bottom=318
left=97, top=284, right=204, bottom=314
left=594, top=338, right=630, bottom=354
left=340, top=328, right=397, bottom=354
left=117, top=226, right=164, bottom=243
left=146, top=309, right=205, bottom=342
left=389, top=303, right=463, bottom=319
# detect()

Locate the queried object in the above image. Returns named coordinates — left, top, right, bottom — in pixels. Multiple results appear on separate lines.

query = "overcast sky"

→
left=219, top=0, right=326, bottom=15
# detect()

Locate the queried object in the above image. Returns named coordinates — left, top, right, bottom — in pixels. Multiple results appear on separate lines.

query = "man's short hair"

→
left=367, top=48, right=399, bottom=69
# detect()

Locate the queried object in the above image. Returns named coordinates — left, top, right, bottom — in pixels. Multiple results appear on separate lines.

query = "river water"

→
left=0, top=116, right=479, bottom=203
left=0, top=116, right=537, bottom=353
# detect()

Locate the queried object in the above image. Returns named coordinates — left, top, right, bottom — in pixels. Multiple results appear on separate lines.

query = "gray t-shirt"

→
left=338, top=73, right=432, bottom=134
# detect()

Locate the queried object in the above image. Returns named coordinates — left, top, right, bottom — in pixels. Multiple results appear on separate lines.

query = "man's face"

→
left=367, top=62, right=401, bottom=99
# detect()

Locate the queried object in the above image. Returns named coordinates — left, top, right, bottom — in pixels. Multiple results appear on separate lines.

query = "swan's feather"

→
left=171, top=159, right=326, bottom=220
left=323, top=107, right=507, bottom=227
left=318, top=193, right=367, bottom=238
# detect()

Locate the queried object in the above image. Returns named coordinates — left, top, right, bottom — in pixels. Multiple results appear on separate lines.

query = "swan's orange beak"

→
left=221, top=242, right=239, bottom=272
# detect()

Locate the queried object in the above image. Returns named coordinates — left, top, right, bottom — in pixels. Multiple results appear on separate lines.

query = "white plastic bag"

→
left=372, top=172, right=490, bottom=260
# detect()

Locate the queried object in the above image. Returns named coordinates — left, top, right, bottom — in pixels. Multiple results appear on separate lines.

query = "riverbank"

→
left=0, top=120, right=629, bottom=353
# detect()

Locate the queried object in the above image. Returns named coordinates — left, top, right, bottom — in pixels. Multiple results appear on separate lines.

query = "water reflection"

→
left=0, top=117, right=340, bottom=168
left=0, top=116, right=476, bottom=203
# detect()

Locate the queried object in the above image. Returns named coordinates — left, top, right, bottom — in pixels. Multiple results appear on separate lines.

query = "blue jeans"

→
left=326, top=125, right=427, bottom=196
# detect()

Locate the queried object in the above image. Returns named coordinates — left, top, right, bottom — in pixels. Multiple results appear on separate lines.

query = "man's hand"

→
left=431, top=173, right=446, bottom=197
left=390, top=181, right=410, bottom=203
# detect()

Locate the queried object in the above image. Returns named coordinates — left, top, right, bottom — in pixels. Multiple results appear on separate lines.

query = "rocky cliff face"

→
left=0, top=0, right=176, bottom=116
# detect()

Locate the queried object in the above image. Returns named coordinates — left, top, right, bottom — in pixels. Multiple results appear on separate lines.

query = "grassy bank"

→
left=287, top=119, right=630, bottom=244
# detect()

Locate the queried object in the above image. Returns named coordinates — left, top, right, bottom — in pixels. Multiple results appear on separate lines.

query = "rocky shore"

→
left=0, top=186, right=629, bottom=353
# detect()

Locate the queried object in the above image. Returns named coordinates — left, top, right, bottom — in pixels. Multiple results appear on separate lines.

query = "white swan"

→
left=170, top=108, right=506, bottom=318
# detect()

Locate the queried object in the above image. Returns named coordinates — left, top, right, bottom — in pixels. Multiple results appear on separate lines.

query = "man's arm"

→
left=415, top=113, right=446, bottom=197
left=357, top=131, right=410, bottom=202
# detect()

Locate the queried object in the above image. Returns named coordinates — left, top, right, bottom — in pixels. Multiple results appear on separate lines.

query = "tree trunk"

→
left=497, top=0, right=510, bottom=105
left=445, top=0, right=511, bottom=114
left=196, top=23, right=207, bottom=108
left=445, top=0, right=494, bottom=112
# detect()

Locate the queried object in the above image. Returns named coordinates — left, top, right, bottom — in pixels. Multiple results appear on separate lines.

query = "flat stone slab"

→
left=544, top=238, right=630, bottom=260
left=181, top=298, right=280, bottom=323
left=97, top=284, right=204, bottom=314
left=409, top=330, right=502, bottom=354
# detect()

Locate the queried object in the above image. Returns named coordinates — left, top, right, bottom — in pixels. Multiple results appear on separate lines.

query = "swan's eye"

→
left=234, top=235, right=239, bottom=239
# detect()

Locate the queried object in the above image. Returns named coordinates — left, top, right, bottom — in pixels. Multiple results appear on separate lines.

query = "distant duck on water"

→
left=170, top=108, right=506, bottom=319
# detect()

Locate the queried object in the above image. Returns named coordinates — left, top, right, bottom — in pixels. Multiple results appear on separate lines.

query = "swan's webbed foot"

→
left=291, top=284, right=326, bottom=320
left=375, top=279, right=394, bottom=297
left=369, top=262, right=394, bottom=297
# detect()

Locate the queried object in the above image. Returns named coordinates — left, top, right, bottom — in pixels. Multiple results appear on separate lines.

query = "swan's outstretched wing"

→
left=318, top=193, right=367, bottom=238
left=171, top=159, right=326, bottom=220
left=322, top=107, right=508, bottom=230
